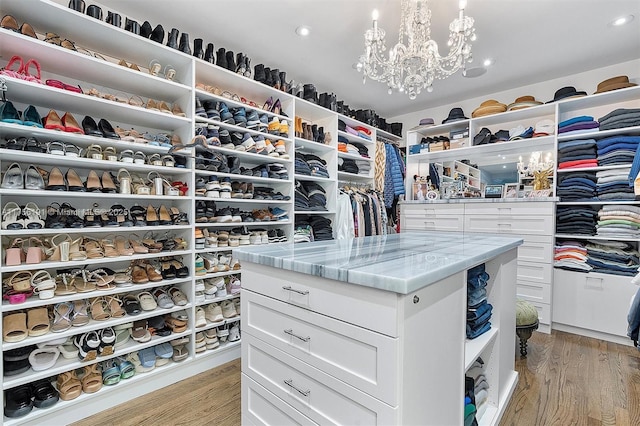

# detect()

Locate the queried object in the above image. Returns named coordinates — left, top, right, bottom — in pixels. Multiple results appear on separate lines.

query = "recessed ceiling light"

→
left=609, top=15, right=634, bottom=26
left=295, top=26, right=311, bottom=36
left=483, top=58, right=493, bottom=67
left=462, top=67, right=487, bottom=78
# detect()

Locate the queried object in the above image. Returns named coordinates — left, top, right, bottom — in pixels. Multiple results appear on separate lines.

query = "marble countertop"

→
left=234, top=232, right=522, bottom=294
left=402, top=197, right=559, bottom=204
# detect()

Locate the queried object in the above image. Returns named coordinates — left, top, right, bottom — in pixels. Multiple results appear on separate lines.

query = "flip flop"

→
left=102, top=360, right=121, bottom=386
left=154, top=342, right=173, bottom=359
left=138, top=347, right=157, bottom=368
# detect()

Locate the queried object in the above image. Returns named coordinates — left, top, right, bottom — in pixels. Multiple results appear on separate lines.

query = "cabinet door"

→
left=243, top=290, right=399, bottom=405
left=465, top=215, right=553, bottom=237
left=243, top=334, right=397, bottom=426
left=401, top=215, right=464, bottom=232
left=553, top=269, right=637, bottom=337
left=517, top=261, right=552, bottom=284
left=518, top=240, right=553, bottom=263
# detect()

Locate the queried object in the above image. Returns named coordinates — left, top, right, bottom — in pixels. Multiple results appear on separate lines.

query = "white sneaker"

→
left=228, top=323, right=241, bottom=342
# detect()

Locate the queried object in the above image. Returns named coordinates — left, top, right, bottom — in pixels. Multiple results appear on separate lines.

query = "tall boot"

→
left=311, top=124, right=319, bottom=142
left=216, top=48, right=228, bottom=69
left=279, top=71, right=287, bottom=91
left=235, top=53, right=245, bottom=74
left=254, top=64, right=266, bottom=83
left=140, top=21, right=152, bottom=38
left=271, top=69, right=281, bottom=90
left=225, top=51, right=236, bottom=72
left=166, top=28, right=179, bottom=49
left=303, top=84, right=317, bottom=104
left=318, top=127, right=325, bottom=144
left=244, top=57, right=251, bottom=77
left=106, top=11, right=121, bottom=27
left=193, top=38, right=204, bottom=59
left=204, top=43, right=215, bottom=63
left=150, top=24, right=164, bottom=43
left=179, top=33, right=191, bottom=55
left=329, top=93, right=337, bottom=111
left=125, top=18, right=140, bottom=35
left=264, top=67, right=273, bottom=87
left=318, top=93, right=328, bottom=109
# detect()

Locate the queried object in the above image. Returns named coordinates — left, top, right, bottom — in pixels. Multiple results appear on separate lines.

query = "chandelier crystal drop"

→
left=357, top=0, right=476, bottom=99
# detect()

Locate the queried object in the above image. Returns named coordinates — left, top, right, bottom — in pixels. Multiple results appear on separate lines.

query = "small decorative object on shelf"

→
left=503, top=183, right=519, bottom=199
left=533, top=167, right=553, bottom=191
left=484, top=185, right=503, bottom=199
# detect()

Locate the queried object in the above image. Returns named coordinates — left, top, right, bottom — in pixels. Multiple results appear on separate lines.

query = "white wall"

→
left=390, top=59, right=640, bottom=145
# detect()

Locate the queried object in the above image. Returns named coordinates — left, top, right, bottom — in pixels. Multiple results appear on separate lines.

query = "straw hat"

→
left=594, top=76, right=637, bottom=94
left=471, top=100, right=507, bottom=118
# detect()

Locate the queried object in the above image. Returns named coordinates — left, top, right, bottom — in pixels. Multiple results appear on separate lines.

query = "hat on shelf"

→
left=533, top=119, right=556, bottom=137
left=442, top=107, right=468, bottom=124
left=594, top=76, right=637, bottom=94
left=473, top=128, right=492, bottom=146
left=509, top=125, right=534, bottom=140
left=493, top=129, right=510, bottom=142
left=471, top=100, right=507, bottom=118
left=506, top=95, right=543, bottom=111
left=547, top=86, right=587, bottom=103
left=410, top=117, right=435, bottom=131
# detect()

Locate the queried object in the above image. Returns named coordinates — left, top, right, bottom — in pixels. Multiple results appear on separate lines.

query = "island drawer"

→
left=464, top=214, right=554, bottom=236
left=517, top=261, right=552, bottom=284
left=401, top=214, right=464, bottom=232
left=464, top=202, right=555, bottom=216
left=241, top=266, right=399, bottom=337
left=243, top=290, right=399, bottom=405
left=242, top=333, right=397, bottom=426
left=402, top=204, right=465, bottom=216
left=242, top=374, right=318, bottom=426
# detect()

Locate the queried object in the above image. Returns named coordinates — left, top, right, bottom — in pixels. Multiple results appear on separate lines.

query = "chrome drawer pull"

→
left=282, top=285, right=309, bottom=295
left=284, top=329, right=311, bottom=342
left=284, top=379, right=311, bottom=396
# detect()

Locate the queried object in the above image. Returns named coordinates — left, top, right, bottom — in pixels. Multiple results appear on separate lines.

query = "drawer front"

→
left=552, top=269, right=637, bottom=337
left=243, top=290, right=399, bottom=405
left=401, top=215, right=464, bottom=232
left=243, top=374, right=318, bottom=426
left=517, top=261, right=552, bottom=284
left=526, top=301, right=551, bottom=325
left=464, top=202, right=555, bottom=216
left=243, top=334, right=397, bottom=426
left=241, top=265, right=398, bottom=337
left=465, top=215, right=553, bottom=236
left=516, top=281, right=551, bottom=305
left=518, top=241, right=553, bottom=263
left=401, top=204, right=465, bottom=216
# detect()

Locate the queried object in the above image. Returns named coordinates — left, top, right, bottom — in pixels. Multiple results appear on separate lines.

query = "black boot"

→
left=391, top=122, right=403, bottom=137
left=244, top=57, right=251, bottom=77
left=125, top=18, right=140, bottom=35
left=311, top=124, right=319, bottom=142
left=279, top=71, right=287, bottom=91
left=254, top=64, right=265, bottom=82
left=179, top=33, right=191, bottom=55
left=204, top=43, right=215, bottom=63
left=303, top=84, right=317, bottom=103
left=140, top=21, right=152, bottom=38
left=166, top=28, right=179, bottom=49
left=264, top=67, right=273, bottom=87
left=216, top=48, right=227, bottom=69
left=193, top=38, right=204, bottom=59
left=235, top=53, right=244, bottom=74
left=150, top=24, right=164, bottom=43
left=106, top=11, right=121, bottom=27
left=336, top=100, right=344, bottom=114
left=271, top=69, right=281, bottom=89
left=329, top=93, right=337, bottom=111
left=225, top=51, right=236, bottom=71
left=319, top=93, right=328, bottom=109
left=68, top=0, right=85, bottom=13
left=318, top=127, right=325, bottom=144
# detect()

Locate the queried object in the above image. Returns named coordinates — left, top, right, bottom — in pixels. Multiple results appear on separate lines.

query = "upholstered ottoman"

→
left=515, top=300, right=539, bottom=356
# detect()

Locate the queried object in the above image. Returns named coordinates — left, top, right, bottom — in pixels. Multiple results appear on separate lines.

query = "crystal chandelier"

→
left=356, top=0, right=476, bottom=99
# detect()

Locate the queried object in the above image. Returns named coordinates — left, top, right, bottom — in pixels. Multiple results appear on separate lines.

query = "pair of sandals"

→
left=1, top=201, right=44, bottom=229
left=0, top=55, right=42, bottom=84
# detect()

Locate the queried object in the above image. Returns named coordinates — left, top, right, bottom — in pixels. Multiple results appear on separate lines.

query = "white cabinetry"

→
left=240, top=245, right=519, bottom=425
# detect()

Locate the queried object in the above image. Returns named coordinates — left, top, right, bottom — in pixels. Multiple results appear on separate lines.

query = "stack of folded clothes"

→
left=295, top=181, right=327, bottom=211
left=597, top=135, right=640, bottom=166
left=338, top=158, right=359, bottom=174
left=346, top=143, right=360, bottom=156
left=554, top=240, right=591, bottom=272
left=294, top=153, right=312, bottom=176
left=296, top=215, right=333, bottom=241
left=557, top=171, right=596, bottom=201
left=294, top=153, right=330, bottom=178
left=596, top=205, right=640, bottom=238
left=558, top=115, right=599, bottom=137
left=466, top=358, right=489, bottom=423
left=598, top=108, right=640, bottom=131
left=586, top=240, right=640, bottom=276
left=466, top=264, right=492, bottom=339
left=356, top=160, right=371, bottom=176
left=349, top=141, right=370, bottom=158
left=557, top=138, right=597, bottom=169
left=556, top=206, right=597, bottom=235
left=596, top=166, right=635, bottom=201
left=464, top=376, right=478, bottom=426
left=338, top=120, right=372, bottom=141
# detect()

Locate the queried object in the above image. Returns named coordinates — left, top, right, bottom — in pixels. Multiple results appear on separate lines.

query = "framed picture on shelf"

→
left=412, top=182, right=430, bottom=201
left=503, top=183, right=520, bottom=199
left=484, top=185, right=503, bottom=199
left=521, top=185, right=534, bottom=198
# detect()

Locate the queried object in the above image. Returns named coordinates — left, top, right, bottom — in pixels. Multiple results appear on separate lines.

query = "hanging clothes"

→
left=336, top=191, right=355, bottom=240
left=384, top=143, right=405, bottom=208
left=374, top=140, right=386, bottom=192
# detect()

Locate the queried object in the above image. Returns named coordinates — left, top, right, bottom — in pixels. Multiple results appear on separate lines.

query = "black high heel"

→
left=129, top=205, right=147, bottom=226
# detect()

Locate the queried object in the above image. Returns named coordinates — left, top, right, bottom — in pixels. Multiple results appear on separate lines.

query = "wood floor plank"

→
left=74, top=330, right=640, bottom=426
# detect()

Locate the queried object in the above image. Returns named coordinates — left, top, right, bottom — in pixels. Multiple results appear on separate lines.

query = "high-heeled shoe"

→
left=61, top=112, right=84, bottom=134
left=44, top=110, right=65, bottom=131
left=129, top=206, right=147, bottom=226
left=114, top=235, right=134, bottom=256
left=85, top=170, right=102, bottom=192
left=46, top=167, right=66, bottom=191
left=262, top=96, right=273, bottom=111
left=2, top=163, right=23, bottom=189
left=23, top=202, right=44, bottom=229
left=128, top=235, right=149, bottom=254
left=1, top=202, right=24, bottom=230
left=65, top=168, right=85, bottom=191
left=101, top=171, right=117, bottom=193
left=271, top=99, right=282, bottom=115
left=146, top=205, right=159, bottom=226
left=157, top=205, right=172, bottom=225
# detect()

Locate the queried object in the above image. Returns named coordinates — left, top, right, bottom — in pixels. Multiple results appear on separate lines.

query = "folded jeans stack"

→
left=304, top=154, right=330, bottom=178
left=597, top=135, right=640, bottom=167
left=557, top=115, right=599, bottom=137
left=296, top=214, right=333, bottom=241
left=556, top=206, right=597, bottom=235
left=338, top=158, right=359, bottom=174
left=294, top=153, right=312, bottom=176
left=295, top=181, right=327, bottom=211
left=597, top=204, right=640, bottom=238
left=466, top=264, right=492, bottom=339
left=557, top=138, right=597, bottom=169
left=598, top=108, right=640, bottom=131
left=554, top=240, right=591, bottom=272
left=586, top=240, right=639, bottom=276
left=557, top=171, right=596, bottom=201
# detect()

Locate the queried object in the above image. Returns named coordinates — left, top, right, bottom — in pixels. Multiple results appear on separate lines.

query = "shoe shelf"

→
left=294, top=174, right=333, bottom=183
left=557, top=85, right=640, bottom=115
left=194, top=170, right=286, bottom=184
left=1, top=30, right=192, bottom=102
left=195, top=270, right=239, bottom=280
left=194, top=292, right=240, bottom=309
left=555, top=233, right=640, bottom=242
left=337, top=130, right=375, bottom=146
left=376, top=128, right=402, bottom=143
left=195, top=247, right=238, bottom=254
left=2, top=77, right=192, bottom=131
left=556, top=164, right=633, bottom=173
left=556, top=124, right=640, bottom=142
left=337, top=151, right=374, bottom=162
left=295, top=137, right=335, bottom=154
left=196, top=315, right=241, bottom=334
left=3, top=328, right=192, bottom=390
left=2, top=300, right=192, bottom=352
left=194, top=116, right=292, bottom=144
left=196, top=221, right=292, bottom=228
left=0, top=189, right=186, bottom=201
left=194, top=197, right=291, bottom=204
left=1, top=277, right=192, bottom=313
left=198, top=145, right=292, bottom=164
left=194, top=339, right=241, bottom=360
left=195, top=60, right=294, bottom=117
left=295, top=97, right=336, bottom=122
left=0, top=250, right=191, bottom=273
left=337, top=171, right=373, bottom=181
left=195, top=89, right=290, bottom=123
left=1, top=225, right=192, bottom=237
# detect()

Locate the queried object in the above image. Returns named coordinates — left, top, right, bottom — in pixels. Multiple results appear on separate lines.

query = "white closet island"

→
left=235, top=232, right=522, bottom=426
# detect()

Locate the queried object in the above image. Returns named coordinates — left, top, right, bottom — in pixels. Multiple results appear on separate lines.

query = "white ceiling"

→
left=104, top=0, right=640, bottom=119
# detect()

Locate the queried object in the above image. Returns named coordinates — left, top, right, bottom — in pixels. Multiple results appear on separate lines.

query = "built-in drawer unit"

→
left=243, top=290, right=399, bottom=405
left=517, top=261, right=553, bottom=285
left=517, top=239, right=553, bottom=264
left=464, top=215, right=554, bottom=237
left=516, top=281, right=551, bottom=306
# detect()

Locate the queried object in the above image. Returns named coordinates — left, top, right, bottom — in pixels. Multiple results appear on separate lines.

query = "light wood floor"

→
left=74, top=330, right=640, bottom=426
